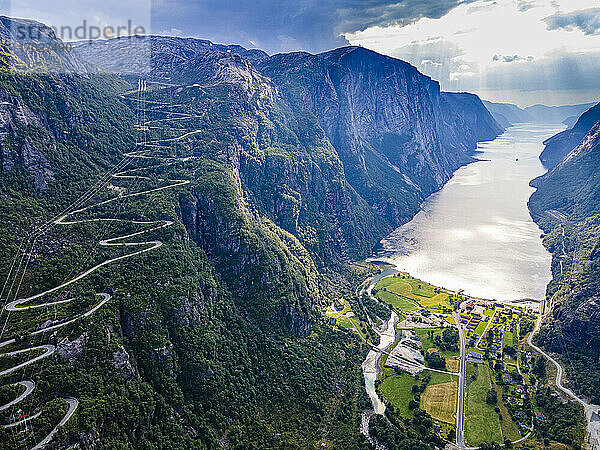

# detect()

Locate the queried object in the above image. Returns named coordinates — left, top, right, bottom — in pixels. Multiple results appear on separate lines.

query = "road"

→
left=0, top=381, right=35, bottom=411
left=0, top=79, right=192, bottom=449
left=454, top=311, right=467, bottom=449
left=527, top=312, right=600, bottom=437
left=0, top=345, right=56, bottom=377
left=31, top=398, right=79, bottom=450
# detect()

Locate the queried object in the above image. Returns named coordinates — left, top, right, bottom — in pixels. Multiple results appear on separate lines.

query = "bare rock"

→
left=112, top=346, right=136, bottom=380
left=56, top=332, right=88, bottom=361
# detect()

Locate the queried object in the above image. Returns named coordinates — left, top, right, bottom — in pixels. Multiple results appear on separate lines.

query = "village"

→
left=327, top=271, right=547, bottom=446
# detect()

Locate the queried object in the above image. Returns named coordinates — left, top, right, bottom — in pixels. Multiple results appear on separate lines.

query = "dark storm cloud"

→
left=544, top=8, right=600, bottom=36
left=150, top=0, right=475, bottom=54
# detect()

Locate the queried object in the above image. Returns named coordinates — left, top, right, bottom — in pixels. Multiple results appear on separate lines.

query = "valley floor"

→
left=338, top=268, right=587, bottom=449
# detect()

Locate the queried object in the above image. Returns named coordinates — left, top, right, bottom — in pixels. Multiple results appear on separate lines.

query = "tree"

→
left=447, top=428, right=456, bottom=442
left=425, top=352, right=446, bottom=369
left=486, top=388, right=498, bottom=405
left=479, top=441, right=502, bottom=450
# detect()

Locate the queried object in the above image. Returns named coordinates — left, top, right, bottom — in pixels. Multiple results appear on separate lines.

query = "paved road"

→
left=454, top=311, right=467, bottom=449
left=0, top=345, right=56, bottom=377
left=0, top=381, right=35, bottom=411
left=31, top=397, right=79, bottom=450
left=527, top=313, right=599, bottom=432
left=0, top=80, right=192, bottom=449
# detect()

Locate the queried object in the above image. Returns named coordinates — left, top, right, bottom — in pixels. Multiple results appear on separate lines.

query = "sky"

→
left=2, top=0, right=599, bottom=106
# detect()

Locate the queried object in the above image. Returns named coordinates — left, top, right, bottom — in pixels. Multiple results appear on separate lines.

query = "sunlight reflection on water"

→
left=371, top=123, right=565, bottom=301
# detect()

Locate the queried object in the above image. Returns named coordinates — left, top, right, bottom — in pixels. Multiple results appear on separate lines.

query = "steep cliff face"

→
left=539, top=102, right=600, bottom=169
left=439, top=92, right=504, bottom=150
left=258, top=47, right=503, bottom=227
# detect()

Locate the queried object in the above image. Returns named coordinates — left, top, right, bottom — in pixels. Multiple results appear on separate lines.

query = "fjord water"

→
left=374, top=123, right=564, bottom=301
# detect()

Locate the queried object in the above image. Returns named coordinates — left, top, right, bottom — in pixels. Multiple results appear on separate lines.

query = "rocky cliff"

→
left=258, top=47, right=503, bottom=227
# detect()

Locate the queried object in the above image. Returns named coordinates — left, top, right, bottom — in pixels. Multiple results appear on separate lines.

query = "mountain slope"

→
left=0, top=19, right=382, bottom=449
left=0, top=24, right=502, bottom=449
left=531, top=119, right=600, bottom=219
left=482, top=100, right=533, bottom=127
left=258, top=47, right=503, bottom=227
left=524, top=102, right=596, bottom=124
left=529, top=119, right=600, bottom=402
left=539, top=102, right=600, bottom=168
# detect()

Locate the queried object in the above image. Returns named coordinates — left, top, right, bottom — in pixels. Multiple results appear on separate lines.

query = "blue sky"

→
left=2, top=0, right=599, bottom=106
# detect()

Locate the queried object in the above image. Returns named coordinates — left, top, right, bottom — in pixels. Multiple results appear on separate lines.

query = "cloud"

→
left=346, top=0, right=600, bottom=104
left=492, top=54, right=534, bottom=63
left=147, top=0, right=476, bottom=54
left=544, top=8, right=600, bottom=35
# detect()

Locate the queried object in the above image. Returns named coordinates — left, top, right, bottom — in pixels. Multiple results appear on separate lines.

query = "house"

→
left=516, top=385, right=524, bottom=394
left=467, top=352, right=484, bottom=363
left=333, top=299, right=344, bottom=311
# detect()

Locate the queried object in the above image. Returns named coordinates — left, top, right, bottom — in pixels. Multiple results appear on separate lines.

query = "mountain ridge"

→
left=539, top=102, right=600, bottom=168
left=0, top=18, right=503, bottom=449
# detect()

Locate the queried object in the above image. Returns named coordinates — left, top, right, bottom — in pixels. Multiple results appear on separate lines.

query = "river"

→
left=372, top=123, right=564, bottom=302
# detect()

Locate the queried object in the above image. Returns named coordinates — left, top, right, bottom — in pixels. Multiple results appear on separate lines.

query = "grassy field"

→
left=465, top=363, right=503, bottom=446
left=422, top=379, right=458, bottom=424
left=492, top=379, right=521, bottom=441
left=379, top=373, right=417, bottom=418
left=474, top=321, right=488, bottom=336
left=326, top=309, right=367, bottom=341
left=376, top=290, right=419, bottom=312
left=375, top=275, right=450, bottom=309
left=503, top=330, right=514, bottom=347
left=446, top=358, right=459, bottom=373
left=428, top=371, right=456, bottom=385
